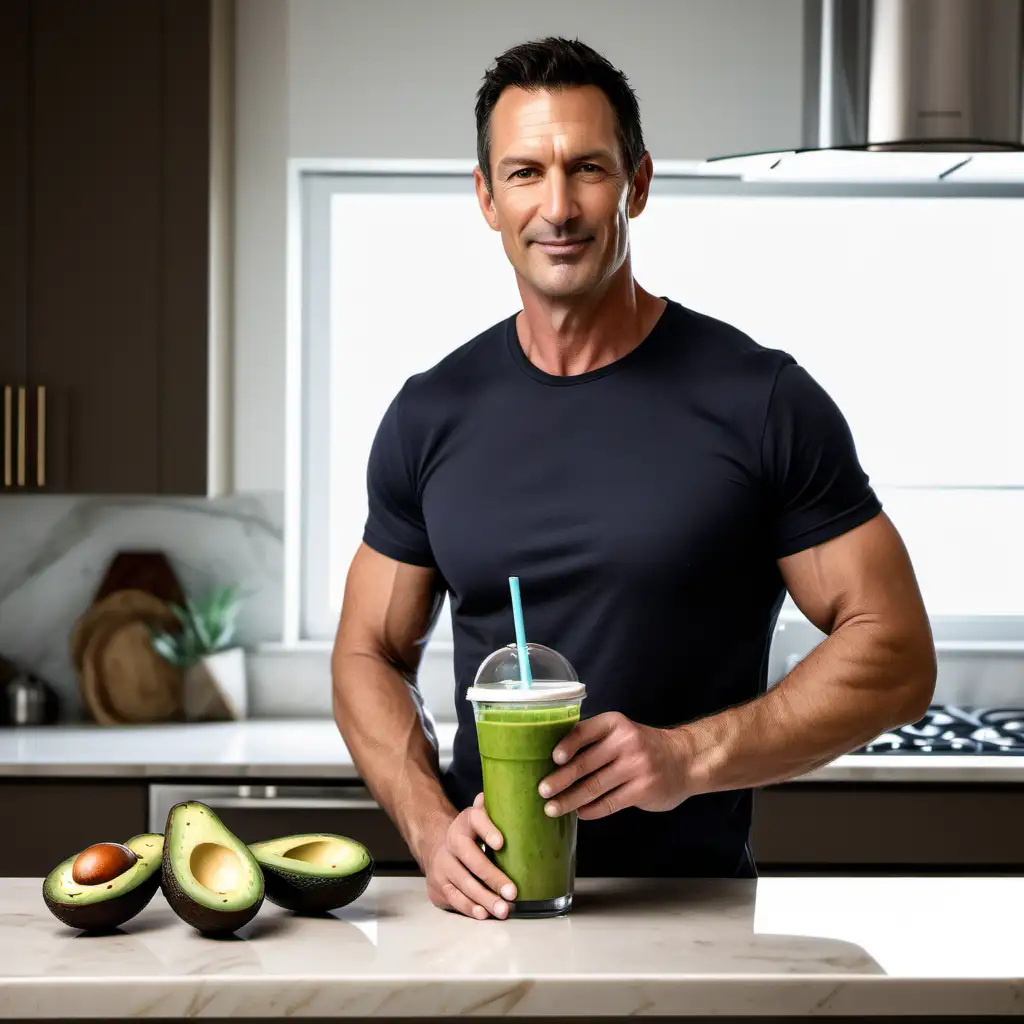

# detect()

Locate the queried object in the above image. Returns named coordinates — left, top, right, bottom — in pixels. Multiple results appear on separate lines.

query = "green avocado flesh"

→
left=162, top=801, right=264, bottom=935
left=42, top=833, right=164, bottom=930
left=248, top=833, right=374, bottom=913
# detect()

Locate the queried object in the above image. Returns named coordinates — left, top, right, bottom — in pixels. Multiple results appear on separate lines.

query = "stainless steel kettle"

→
left=0, top=657, right=60, bottom=725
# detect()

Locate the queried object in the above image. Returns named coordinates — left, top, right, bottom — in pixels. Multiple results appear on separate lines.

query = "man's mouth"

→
left=534, top=238, right=591, bottom=255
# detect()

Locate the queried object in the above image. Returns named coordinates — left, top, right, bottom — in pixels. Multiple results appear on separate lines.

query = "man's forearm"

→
left=332, top=647, right=456, bottom=868
left=676, top=618, right=937, bottom=796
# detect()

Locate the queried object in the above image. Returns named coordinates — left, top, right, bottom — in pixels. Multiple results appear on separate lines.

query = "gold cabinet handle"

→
left=36, top=385, right=45, bottom=487
left=3, top=386, right=11, bottom=487
left=16, top=386, right=25, bottom=487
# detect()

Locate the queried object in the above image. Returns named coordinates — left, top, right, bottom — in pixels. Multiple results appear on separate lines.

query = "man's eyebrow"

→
left=495, top=149, right=617, bottom=173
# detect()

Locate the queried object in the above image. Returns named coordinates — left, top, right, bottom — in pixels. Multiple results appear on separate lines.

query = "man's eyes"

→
left=508, top=164, right=602, bottom=180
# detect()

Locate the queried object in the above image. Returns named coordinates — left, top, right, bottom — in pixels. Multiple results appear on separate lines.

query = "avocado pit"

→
left=71, top=842, right=137, bottom=885
left=42, top=833, right=164, bottom=931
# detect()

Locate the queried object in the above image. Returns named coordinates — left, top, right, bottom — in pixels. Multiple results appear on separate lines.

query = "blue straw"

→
left=508, top=576, right=533, bottom=689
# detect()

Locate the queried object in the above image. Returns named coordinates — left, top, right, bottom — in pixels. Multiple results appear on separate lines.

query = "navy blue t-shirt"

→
left=362, top=298, right=881, bottom=878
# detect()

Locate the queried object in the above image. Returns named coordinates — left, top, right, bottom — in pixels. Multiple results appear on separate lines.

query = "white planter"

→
left=183, top=647, right=248, bottom=721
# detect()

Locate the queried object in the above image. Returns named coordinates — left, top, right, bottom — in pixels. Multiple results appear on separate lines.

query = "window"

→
left=287, top=162, right=1024, bottom=648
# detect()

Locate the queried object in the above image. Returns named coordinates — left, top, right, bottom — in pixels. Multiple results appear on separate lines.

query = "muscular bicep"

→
left=334, top=542, right=446, bottom=680
left=777, top=511, right=929, bottom=641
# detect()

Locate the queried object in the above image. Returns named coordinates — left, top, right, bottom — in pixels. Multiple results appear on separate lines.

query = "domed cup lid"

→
left=465, top=643, right=585, bottom=703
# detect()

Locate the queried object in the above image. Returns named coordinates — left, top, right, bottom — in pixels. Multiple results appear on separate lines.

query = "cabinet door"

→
left=29, top=0, right=164, bottom=494
left=752, top=783, right=1024, bottom=870
left=0, top=0, right=30, bottom=491
left=26, top=0, right=211, bottom=495
left=159, top=0, right=211, bottom=495
left=0, top=781, right=148, bottom=878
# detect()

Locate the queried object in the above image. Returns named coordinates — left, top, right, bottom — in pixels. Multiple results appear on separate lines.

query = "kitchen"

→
left=3, top=0, right=1024, bottom=1019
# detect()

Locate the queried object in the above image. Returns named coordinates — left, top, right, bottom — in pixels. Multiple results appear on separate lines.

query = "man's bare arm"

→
left=538, top=511, right=938, bottom=820
left=678, top=510, right=937, bottom=793
left=332, top=543, right=517, bottom=919
left=331, top=543, right=455, bottom=867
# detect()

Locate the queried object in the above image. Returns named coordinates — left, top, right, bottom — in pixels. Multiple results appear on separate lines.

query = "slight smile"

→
left=534, top=239, right=591, bottom=255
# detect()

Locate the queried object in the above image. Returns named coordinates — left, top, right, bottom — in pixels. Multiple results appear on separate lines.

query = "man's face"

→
left=475, top=85, right=650, bottom=301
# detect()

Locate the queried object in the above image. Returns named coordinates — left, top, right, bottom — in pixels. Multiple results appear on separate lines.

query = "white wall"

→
left=233, top=0, right=807, bottom=491
left=233, top=0, right=290, bottom=493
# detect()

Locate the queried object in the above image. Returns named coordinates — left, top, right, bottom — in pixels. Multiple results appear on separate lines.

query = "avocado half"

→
left=42, top=833, right=164, bottom=931
left=248, top=833, right=374, bottom=914
left=161, top=801, right=264, bottom=936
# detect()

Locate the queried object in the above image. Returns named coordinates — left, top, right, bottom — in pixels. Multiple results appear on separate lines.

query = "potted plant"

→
left=150, top=584, right=248, bottom=721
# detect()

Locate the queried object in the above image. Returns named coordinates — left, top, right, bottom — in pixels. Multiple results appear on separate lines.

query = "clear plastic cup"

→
left=467, top=643, right=586, bottom=918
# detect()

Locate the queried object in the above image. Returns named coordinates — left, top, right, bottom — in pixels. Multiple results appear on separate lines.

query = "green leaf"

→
left=151, top=633, right=182, bottom=666
left=213, top=622, right=236, bottom=651
left=164, top=585, right=245, bottom=656
left=170, top=604, right=192, bottom=629
left=191, top=612, right=213, bottom=651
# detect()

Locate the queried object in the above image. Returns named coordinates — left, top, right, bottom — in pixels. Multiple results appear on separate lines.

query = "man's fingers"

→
left=439, top=877, right=488, bottom=920
left=454, top=833, right=517, bottom=903
left=469, top=804, right=504, bottom=850
left=551, top=712, right=617, bottom=766
left=444, top=846, right=510, bottom=918
left=538, top=737, right=616, bottom=799
left=576, top=780, right=638, bottom=821
left=544, top=760, right=630, bottom=817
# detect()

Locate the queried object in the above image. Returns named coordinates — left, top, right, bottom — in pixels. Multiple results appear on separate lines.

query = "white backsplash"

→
left=247, top=641, right=457, bottom=723
left=1, top=492, right=1021, bottom=724
left=0, top=493, right=284, bottom=721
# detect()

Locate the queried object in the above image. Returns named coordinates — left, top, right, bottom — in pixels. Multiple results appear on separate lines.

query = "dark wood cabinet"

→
left=0, top=2, right=31, bottom=490
left=0, top=780, right=148, bottom=877
left=751, top=782, right=1024, bottom=873
left=5, top=773, right=1024, bottom=879
left=1, top=0, right=215, bottom=496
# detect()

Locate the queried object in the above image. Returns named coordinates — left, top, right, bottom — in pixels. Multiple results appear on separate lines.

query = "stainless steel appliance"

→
left=816, top=0, right=1024, bottom=151
left=148, top=783, right=418, bottom=873
left=0, top=657, right=60, bottom=726
left=851, top=705, right=1024, bottom=754
left=698, top=0, right=1024, bottom=179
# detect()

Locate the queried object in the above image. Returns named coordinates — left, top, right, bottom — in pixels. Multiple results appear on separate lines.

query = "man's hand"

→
left=538, top=712, right=692, bottom=820
left=423, top=793, right=518, bottom=920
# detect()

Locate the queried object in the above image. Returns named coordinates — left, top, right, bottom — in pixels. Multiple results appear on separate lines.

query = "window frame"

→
left=282, top=158, right=1024, bottom=649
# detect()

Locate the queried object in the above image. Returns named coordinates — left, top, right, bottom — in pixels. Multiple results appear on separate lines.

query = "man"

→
left=331, top=36, right=936, bottom=921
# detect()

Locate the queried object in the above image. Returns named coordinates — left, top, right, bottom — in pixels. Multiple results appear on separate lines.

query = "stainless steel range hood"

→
left=695, top=0, right=1024, bottom=182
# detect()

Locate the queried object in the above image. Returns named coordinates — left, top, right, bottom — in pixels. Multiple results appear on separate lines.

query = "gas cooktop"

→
left=851, top=705, right=1024, bottom=755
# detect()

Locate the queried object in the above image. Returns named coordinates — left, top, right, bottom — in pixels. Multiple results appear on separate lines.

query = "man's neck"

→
left=515, top=280, right=667, bottom=378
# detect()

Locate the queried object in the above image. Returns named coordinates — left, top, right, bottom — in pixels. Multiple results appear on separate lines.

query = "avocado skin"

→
left=257, top=855, right=374, bottom=914
left=161, top=801, right=264, bottom=936
left=42, top=868, right=160, bottom=931
left=42, top=833, right=164, bottom=931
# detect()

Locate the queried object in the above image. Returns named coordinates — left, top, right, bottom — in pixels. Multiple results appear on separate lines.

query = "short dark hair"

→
left=474, top=36, right=646, bottom=194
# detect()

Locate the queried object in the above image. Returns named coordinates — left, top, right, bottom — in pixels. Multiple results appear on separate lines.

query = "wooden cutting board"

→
left=89, top=619, right=185, bottom=723
left=71, top=589, right=175, bottom=672
left=71, top=589, right=181, bottom=724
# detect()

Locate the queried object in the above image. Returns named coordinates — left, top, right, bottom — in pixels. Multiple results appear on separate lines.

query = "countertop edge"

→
left=1, top=755, right=1023, bottom=782
left=1, top=973, right=1022, bottom=1018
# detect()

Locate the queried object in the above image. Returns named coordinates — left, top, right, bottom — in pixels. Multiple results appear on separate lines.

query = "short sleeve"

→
left=761, top=361, right=882, bottom=559
left=362, top=390, right=436, bottom=567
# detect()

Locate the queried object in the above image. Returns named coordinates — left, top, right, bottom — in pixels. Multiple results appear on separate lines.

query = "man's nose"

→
left=539, top=168, right=577, bottom=227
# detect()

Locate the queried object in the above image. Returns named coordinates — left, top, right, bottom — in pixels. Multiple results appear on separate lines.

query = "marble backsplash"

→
left=2, top=492, right=1022, bottom=724
left=0, top=493, right=285, bottom=721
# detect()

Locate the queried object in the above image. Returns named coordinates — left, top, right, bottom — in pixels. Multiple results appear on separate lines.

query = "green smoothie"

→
left=475, top=704, right=580, bottom=904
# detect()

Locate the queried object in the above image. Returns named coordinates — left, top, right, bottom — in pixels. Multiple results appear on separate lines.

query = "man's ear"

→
left=627, top=153, right=654, bottom=218
left=474, top=165, right=501, bottom=232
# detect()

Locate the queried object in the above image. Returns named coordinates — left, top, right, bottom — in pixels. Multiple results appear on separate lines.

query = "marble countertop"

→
left=1, top=718, right=1023, bottom=782
left=6, top=875, right=1023, bottom=1018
